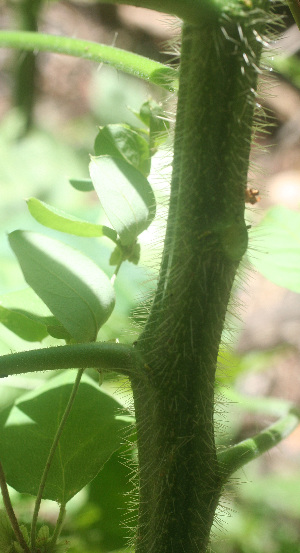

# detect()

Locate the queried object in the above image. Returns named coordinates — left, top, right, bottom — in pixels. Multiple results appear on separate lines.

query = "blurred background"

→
left=1, top=2, right=300, bottom=552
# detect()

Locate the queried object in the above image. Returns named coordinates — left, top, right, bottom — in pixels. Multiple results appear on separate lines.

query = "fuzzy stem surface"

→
left=0, top=342, right=138, bottom=379
left=132, top=3, right=270, bottom=552
left=0, top=31, right=177, bottom=92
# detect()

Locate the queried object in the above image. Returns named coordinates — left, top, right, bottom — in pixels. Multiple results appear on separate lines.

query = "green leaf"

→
left=0, top=287, right=73, bottom=343
left=248, top=206, right=300, bottom=293
left=27, top=197, right=117, bottom=242
left=89, top=156, right=156, bottom=246
left=138, top=99, right=170, bottom=151
left=69, top=178, right=94, bottom=192
left=9, top=231, right=115, bottom=342
left=0, top=372, right=130, bottom=504
left=94, top=124, right=151, bottom=176
left=0, top=305, right=48, bottom=342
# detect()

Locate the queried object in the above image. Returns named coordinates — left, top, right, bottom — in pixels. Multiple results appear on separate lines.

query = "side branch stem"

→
left=0, top=31, right=177, bottom=92
left=0, top=342, right=139, bottom=379
left=218, top=406, right=300, bottom=481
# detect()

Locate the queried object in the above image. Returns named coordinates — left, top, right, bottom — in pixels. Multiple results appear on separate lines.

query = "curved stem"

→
left=30, top=369, right=84, bottom=551
left=67, top=0, right=219, bottom=25
left=0, top=31, right=177, bottom=92
left=218, top=406, right=300, bottom=482
left=0, top=461, right=31, bottom=553
left=0, top=342, right=140, bottom=379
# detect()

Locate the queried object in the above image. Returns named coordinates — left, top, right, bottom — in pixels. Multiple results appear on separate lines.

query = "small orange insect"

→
left=245, top=187, right=260, bottom=205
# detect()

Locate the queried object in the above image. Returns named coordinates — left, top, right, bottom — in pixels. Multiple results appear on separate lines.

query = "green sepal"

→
left=109, top=240, right=141, bottom=266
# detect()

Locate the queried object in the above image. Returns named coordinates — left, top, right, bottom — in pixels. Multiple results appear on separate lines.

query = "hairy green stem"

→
left=0, top=342, right=139, bottom=379
left=30, top=368, right=84, bottom=551
left=218, top=406, right=300, bottom=480
left=132, top=3, right=271, bottom=552
left=0, top=461, right=31, bottom=553
left=0, top=31, right=177, bottom=92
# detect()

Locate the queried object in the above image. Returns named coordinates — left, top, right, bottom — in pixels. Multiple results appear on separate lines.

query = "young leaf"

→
left=69, top=178, right=94, bottom=192
left=27, top=197, right=117, bottom=242
left=138, top=99, right=170, bottom=151
left=248, top=206, right=300, bottom=293
left=94, top=124, right=151, bottom=176
left=89, top=155, right=156, bottom=246
left=0, top=372, right=131, bottom=504
left=8, top=231, right=115, bottom=342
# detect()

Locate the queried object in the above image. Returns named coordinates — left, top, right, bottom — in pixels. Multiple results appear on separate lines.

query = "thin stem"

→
left=0, top=461, right=31, bottom=553
left=49, top=503, right=66, bottom=549
left=111, top=259, right=123, bottom=285
left=0, top=342, right=140, bottom=379
left=218, top=406, right=300, bottom=481
left=0, top=31, right=177, bottom=92
left=30, top=369, right=85, bottom=551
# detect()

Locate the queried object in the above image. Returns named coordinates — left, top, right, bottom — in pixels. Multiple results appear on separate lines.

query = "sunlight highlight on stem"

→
left=0, top=31, right=178, bottom=92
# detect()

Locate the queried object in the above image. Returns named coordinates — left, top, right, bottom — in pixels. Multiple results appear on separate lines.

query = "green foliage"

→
left=0, top=372, right=130, bottom=503
left=249, top=206, right=300, bottom=293
left=94, top=124, right=151, bottom=176
left=9, top=231, right=116, bottom=343
left=27, top=198, right=118, bottom=242
left=89, top=156, right=156, bottom=246
left=0, top=3, right=299, bottom=553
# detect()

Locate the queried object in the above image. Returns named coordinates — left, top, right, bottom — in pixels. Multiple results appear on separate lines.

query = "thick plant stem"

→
left=132, top=5, right=270, bottom=553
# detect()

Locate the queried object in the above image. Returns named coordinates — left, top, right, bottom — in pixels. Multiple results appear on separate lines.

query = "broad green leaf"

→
left=69, top=177, right=94, bottom=192
left=89, top=156, right=156, bottom=246
left=0, top=305, right=48, bottom=342
left=0, top=287, right=73, bottom=343
left=94, top=124, right=151, bottom=176
left=0, top=372, right=130, bottom=503
left=0, top=287, right=50, bottom=342
left=248, top=206, right=300, bottom=293
left=27, top=197, right=117, bottom=242
left=9, top=231, right=115, bottom=342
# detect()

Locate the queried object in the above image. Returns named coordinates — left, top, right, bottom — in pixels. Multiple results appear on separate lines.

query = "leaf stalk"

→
left=30, top=368, right=85, bottom=551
